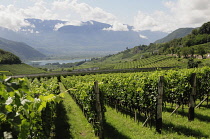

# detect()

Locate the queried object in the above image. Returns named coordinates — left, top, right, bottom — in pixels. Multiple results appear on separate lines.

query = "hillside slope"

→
left=0, top=49, right=21, bottom=64
left=155, top=28, right=194, bottom=43
left=0, top=37, right=46, bottom=60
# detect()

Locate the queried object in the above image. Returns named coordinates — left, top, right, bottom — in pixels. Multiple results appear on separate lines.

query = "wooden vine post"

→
left=188, top=73, right=196, bottom=121
left=156, top=76, right=164, bottom=134
left=94, top=81, right=104, bottom=139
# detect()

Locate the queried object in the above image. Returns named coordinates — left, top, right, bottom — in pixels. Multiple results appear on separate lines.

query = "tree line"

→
left=0, top=49, right=21, bottom=64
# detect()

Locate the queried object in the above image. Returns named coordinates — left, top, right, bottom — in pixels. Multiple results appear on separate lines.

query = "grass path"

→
left=60, top=83, right=98, bottom=139
left=105, top=106, right=210, bottom=139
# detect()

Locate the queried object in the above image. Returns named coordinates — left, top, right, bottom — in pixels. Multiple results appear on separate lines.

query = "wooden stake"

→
left=170, top=105, right=180, bottom=116
left=156, top=76, right=164, bottom=134
left=188, top=73, right=196, bottom=121
left=195, top=96, right=208, bottom=108
left=135, top=110, right=137, bottom=122
left=142, top=116, right=150, bottom=127
left=94, top=81, right=104, bottom=139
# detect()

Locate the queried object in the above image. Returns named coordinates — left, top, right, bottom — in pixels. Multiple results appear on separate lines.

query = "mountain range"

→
left=0, top=19, right=168, bottom=58
left=0, top=37, right=45, bottom=60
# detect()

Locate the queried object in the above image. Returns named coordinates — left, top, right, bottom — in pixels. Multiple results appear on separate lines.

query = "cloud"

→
left=0, top=0, right=121, bottom=31
left=133, top=11, right=176, bottom=32
left=54, top=20, right=82, bottom=31
left=57, top=0, right=117, bottom=24
left=0, top=5, right=31, bottom=31
left=133, top=0, right=210, bottom=32
left=139, top=34, right=148, bottom=39
left=103, top=21, right=129, bottom=31
left=22, top=1, right=58, bottom=20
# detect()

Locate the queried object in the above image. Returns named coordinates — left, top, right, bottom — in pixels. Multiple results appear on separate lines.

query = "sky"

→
left=0, top=0, right=210, bottom=32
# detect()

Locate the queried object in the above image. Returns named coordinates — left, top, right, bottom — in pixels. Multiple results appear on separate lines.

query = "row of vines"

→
left=114, top=55, right=172, bottom=69
left=0, top=75, right=63, bottom=139
left=61, top=67, right=210, bottom=136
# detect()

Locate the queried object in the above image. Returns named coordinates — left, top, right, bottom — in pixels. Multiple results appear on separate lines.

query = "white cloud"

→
left=54, top=20, right=82, bottom=31
left=133, top=11, right=176, bottom=32
left=133, top=0, right=210, bottom=32
left=103, top=21, right=129, bottom=31
left=22, top=1, right=58, bottom=20
left=0, top=5, right=31, bottom=31
left=139, top=34, right=148, bottom=39
left=0, top=0, right=122, bottom=31
left=66, top=0, right=117, bottom=24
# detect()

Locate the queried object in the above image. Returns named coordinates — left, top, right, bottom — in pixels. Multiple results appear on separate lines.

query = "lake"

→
left=27, top=59, right=88, bottom=66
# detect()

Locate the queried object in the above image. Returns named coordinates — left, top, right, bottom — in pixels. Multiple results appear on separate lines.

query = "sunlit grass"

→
left=61, top=83, right=98, bottom=139
left=105, top=106, right=210, bottom=139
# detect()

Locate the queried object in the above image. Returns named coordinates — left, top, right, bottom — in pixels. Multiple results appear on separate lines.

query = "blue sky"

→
left=0, top=0, right=210, bottom=32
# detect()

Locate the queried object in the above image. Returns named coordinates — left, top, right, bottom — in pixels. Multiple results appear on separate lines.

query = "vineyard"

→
left=0, top=75, right=63, bottom=138
left=0, top=64, right=46, bottom=75
left=113, top=55, right=184, bottom=69
left=61, top=67, right=210, bottom=138
left=1, top=67, right=210, bottom=138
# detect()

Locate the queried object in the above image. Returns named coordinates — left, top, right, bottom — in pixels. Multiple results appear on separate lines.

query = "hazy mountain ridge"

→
left=0, top=19, right=168, bottom=57
left=0, top=37, right=46, bottom=60
left=154, top=28, right=194, bottom=43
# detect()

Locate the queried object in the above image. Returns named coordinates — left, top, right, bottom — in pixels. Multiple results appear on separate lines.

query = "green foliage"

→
left=199, top=21, right=210, bottom=34
left=0, top=64, right=46, bottom=75
left=114, top=55, right=173, bottom=69
left=197, top=46, right=206, bottom=58
left=0, top=49, right=21, bottom=64
left=153, top=21, right=210, bottom=57
left=61, top=67, right=210, bottom=134
left=61, top=76, right=102, bottom=135
left=187, top=58, right=201, bottom=68
left=0, top=76, right=63, bottom=138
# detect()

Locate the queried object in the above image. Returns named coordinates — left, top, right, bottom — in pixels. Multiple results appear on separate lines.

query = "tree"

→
left=169, top=47, right=175, bottom=56
left=191, top=29, right=199, bottom=35
left=181, top=47, right=190, bottom=58
left=199, top=22, right=210, bottom=34
left=189, top=47, right=195, bottom=58
left=197, top=46, right=206, bottom=59
left=187, top=58, right=201, bottom=68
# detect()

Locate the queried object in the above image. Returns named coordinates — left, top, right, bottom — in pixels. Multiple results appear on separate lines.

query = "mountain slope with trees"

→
left=0, top=37, right=46, bottom=60
left=0, top=49, right=21, bottom=64
left=156, top=21, right=210, bottom=58
left=154, top=28, right=194, bottom=43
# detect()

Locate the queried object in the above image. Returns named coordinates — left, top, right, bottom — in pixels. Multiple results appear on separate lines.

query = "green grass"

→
left=104, top=106, right=210, bottom=139
left=0, top=71, right=13, bottom=76
left=60, top=83, right=98, bottom=139
left=0, top=64, right=46, bottom=75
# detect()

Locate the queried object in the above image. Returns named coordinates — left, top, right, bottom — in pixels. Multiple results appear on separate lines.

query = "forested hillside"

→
left=0, top=37, right=46, bottom=60
left=156, top=21, right=210, bottom=57
left=0, top=49, right=21, bottom=64
left=154, top=28, right=194, bottom=43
